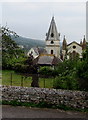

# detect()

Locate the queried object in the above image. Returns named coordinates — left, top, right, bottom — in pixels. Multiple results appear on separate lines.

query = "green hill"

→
left=11, top=36, right=45, bottom=52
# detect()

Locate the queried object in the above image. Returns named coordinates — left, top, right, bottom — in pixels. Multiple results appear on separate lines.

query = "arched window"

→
left=51, top=50, right=53, bottom=54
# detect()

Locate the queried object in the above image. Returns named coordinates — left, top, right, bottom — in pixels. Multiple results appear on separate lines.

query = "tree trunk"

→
left=31, top=74, right=39, bottom=87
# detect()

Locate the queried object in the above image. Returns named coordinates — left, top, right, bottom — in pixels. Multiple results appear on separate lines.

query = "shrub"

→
left=53, top=72, right=78, bottom=90
left=76, top=43, right=88, bottom=91
left=39, top=66, right=53, bottom=77
left=76, top=60, right=88, bottom=91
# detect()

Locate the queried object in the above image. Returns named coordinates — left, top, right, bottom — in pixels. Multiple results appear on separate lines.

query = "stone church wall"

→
left=1, top=85, right=88, bottom=109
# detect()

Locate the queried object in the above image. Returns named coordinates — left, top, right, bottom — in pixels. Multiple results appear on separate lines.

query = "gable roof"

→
left=67, top=41, right=82, bottom=47
left=28, top=47, right=47, bottom=56
left=33, top=54, right=62, bottom=66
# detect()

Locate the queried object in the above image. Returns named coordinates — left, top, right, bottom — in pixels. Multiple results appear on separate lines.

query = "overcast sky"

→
left=0, top=1, right=86, bottom=43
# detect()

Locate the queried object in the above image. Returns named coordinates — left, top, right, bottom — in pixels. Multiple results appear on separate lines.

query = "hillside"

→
left=11, top=36, right=45, bottom=52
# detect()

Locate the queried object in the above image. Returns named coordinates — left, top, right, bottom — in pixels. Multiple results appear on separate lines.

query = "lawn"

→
left=2, top=70, right=54, bottom=88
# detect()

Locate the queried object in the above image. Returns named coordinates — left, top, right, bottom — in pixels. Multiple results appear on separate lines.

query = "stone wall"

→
left=1, top=85, right=88, bottom=109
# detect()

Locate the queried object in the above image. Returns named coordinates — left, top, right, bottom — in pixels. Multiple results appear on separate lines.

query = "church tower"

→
left=45, top=16, right=60, bottom=58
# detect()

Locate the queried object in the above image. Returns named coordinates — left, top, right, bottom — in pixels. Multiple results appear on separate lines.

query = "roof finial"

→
left=63, top=35, right=66, bottom=41
left=83, top=35, right=86, bottom=41
left=52, top=15, right=54, bottom=20
left=80, top=39, right=82, bottom=46
left=64, top=35, right=65, bottom=39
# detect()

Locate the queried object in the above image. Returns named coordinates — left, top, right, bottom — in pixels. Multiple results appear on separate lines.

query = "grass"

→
left=2, top=70, right=54, bottom=88
left=2, top=70, right=32, bottom=87
left=0, top=70, right=2, bottom=85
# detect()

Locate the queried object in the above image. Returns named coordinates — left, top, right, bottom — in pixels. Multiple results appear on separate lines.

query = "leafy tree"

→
left=56, top=59, right=77, bottom=76
left=1, top=26, right=24, bottom=69
left=76, top=43, right=88, bottom=91
left=15, top=55, right=39, bottom=87
left=39, top=66, right=54, bottom=77
left=1, top=26, right=39, bottom=87
left=53, top=59, right=78, bottom=90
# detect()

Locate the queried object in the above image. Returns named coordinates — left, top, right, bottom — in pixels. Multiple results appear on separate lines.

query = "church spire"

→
left=62, top=35, right=67, bottom=50
left=46, top=16, right=60, bottom=41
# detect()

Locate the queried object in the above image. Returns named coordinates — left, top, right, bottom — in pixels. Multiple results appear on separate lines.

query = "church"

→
left=27, top=16, right=87, bottom=65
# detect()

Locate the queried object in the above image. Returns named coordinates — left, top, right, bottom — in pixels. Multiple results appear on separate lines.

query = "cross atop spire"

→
left=83, top=35, right=86, bottom=41
left=52, top=16, right=54, bottom=21
left=46, top=16, right=60, bottom=41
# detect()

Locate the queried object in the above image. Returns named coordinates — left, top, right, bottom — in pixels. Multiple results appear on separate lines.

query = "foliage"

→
left=39, top=66, right=58, bottom=77
left=76, top=43, right=88, bottom=91
left=14, top=55, right=39, bottom=87
left=53, top=59, right=78, bottom=90
left=53, top=70, right=78, bottom=90
left=2, top=26, right=25, bottom=70
left=14, top=56, right=38, bottom=74
left=53, top=43, right=88, bottom=91
left=56, top=59, right=77, bottom=75
left=39, top=66, right=53, bottom=76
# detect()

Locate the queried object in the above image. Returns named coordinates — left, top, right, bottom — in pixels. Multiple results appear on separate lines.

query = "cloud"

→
left=0, top=0, right=87, bottom=2
left=2, top=2, right=86, bottom=42
left=0, top=3, right=2, bottom=25
left=0, top=0, right=27, bottom=2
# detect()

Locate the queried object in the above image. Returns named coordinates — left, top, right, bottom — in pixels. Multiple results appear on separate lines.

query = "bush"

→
left=76, top=43, right=88, bottom=91
left=39, top=66, right=53, bottom=77
left=76, top=60, right=88, bottom=91
left=14, top=63, right=36, bottom=74
left=53, top=70, right=78, bottom=90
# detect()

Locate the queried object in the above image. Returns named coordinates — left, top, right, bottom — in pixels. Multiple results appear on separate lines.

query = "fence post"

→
left=21, top=76, right=23, bottom=87
left=53, top=78, right=54, bottom=88
left=10, top=73, right=12, bottom=86
left=44, top=78, right=45, bottom=88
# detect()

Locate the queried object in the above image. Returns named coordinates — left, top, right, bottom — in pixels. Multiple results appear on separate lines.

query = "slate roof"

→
left=38, top=47, right=47, bottom=54
left=31, top=47, right=47, bottom=55
left=33, top=54, right=62, bottom=66
left=46, top=16, right=60, bottom=41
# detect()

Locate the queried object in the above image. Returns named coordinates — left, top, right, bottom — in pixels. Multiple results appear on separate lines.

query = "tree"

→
left=15, top=55, right=39, bottom=87
left=53, top=59, right=78, bottom=90
left=76, top=43, right=88, bottom=91
left=25, top=56, right=39, bottom=87
left=1, top=26, right=24, bottom=69
left=1, top=26, right=39, bottom=87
